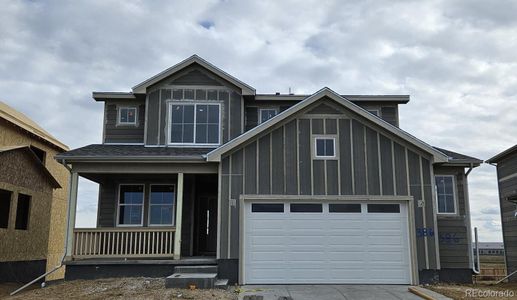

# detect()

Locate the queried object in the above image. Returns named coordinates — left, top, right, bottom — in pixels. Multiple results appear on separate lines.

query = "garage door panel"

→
left=244, top=201, right=411, bottom=284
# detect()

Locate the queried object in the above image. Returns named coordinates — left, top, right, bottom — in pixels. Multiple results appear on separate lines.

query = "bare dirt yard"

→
left=427, top=283, right=517, bottom=300
left=0, top=277, right=237, bottom=300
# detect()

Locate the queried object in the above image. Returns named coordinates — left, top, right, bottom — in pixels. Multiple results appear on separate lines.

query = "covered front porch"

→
left=64, top=161, right=219, bottom=262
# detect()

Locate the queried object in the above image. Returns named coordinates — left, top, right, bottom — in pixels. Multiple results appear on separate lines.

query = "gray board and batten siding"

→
left=219, top=97, right=439, bottom=272
left=143, top=66, right=244, bottom=147
left=493, top=150, right=517, bottom=279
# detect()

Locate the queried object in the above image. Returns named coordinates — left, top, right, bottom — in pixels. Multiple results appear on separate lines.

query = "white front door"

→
left=243, top=201, right=412, bottom=284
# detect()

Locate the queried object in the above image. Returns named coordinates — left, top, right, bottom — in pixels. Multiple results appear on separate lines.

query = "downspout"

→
left=10, top=159, right=73, bottom=296
left=473, top=227, right=480, bottom=274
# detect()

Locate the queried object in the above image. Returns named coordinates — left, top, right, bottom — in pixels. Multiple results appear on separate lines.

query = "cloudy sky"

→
left=2, top=0, right=516, bottom=242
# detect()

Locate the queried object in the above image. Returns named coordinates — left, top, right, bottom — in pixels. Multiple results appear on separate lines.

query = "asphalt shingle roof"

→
left=433, top=147, right=482, bottom=164
left=57, top=144, right=214, bottom=161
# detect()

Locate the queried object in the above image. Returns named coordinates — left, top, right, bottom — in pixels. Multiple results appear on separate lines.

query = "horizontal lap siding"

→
left=434, top=166, right=472, bottom=269
left=497, top=154, right=517, bottom=277
left=105, top=103, right=145, bottom=144
left=221, top=110, right=438, bottom=264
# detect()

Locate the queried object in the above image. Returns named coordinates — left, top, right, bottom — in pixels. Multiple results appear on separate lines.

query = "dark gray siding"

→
left=355, top=103, right=399, bottom=127
left=104, top=102, right=145, bottom=144
left=434, top=166, right=471, bottom=269
left=97, top=174, right=178, bottom=227
left=496, top=152, right=517, bottom=279
left=219, top=99, right=438, bottom=267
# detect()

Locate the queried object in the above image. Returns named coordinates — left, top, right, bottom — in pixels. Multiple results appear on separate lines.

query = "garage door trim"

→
left=238, top=195, right=418, bottom=285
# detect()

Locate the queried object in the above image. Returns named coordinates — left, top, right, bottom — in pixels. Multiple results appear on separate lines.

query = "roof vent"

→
left=275, top=92, right=280, bottom=95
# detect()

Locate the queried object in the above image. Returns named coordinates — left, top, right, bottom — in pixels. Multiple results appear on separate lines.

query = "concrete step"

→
left=174, top=265, right=218, bottom=274
left=165, top=273, right=217, bottom=289
left=214, top=278, right=229, bottom=290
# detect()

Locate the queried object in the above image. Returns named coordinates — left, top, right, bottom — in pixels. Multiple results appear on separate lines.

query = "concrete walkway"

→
left=238, top=285, right=424, bottom=300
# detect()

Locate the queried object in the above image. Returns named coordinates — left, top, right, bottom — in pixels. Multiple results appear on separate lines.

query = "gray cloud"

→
left=1, top=1, right=515, bottom=240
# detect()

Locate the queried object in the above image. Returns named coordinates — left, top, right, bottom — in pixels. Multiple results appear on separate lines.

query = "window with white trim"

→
left=169, top=103, right=220, bottom=145
left=435, top=175, right=456, bottom=214
left=259, top=108, right=278, bottom=123
left=314, top=137, right=336, bottom=158
left=118, top=185, right=144, bottom=225
left=149, top=185, right=175, bottom=225
left=367, top=109, right=379, bottom=116
left=118, top=107, right=137, bottom=125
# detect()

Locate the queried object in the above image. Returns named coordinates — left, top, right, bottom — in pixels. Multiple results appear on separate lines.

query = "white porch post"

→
left=174, top=173, right=184, bottom=259
left=65, top=171, right=79, bottom=259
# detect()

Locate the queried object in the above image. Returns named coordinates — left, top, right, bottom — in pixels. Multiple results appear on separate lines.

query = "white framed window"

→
left=314, top=137, right=336, bottom=158
left=118, top=107, right=137, bottom=125
left=367, top=109, right=380, bottom=116
left=435, top=175, right=457, bottom=214
left=149, top=185, right=176, bottom=226
left=259, top=108, right=278, bottom=124
left=117, top=184, right=145, bottom=226
left=168, top=102, right=221, bottom=146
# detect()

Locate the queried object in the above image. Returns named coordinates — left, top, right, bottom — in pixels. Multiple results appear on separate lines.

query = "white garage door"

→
left=243, top=201, right=411, bottom=284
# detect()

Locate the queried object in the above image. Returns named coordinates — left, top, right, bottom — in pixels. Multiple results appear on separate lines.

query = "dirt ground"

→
left=427, top=283, right=517, bottom=299
left=0, top=278, right=237, bottom=300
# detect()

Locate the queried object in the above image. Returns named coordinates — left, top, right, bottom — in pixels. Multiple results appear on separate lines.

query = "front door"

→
left=195, top=195, right=217, bottom=255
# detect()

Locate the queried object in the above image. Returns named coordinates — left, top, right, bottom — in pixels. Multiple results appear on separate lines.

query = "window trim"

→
left=435, top=174, right=458, bottom=215
left=258, top=107, right=279, bottom=124
left=367, top=109, right=380, bottom=117
left=313, top=136, right=337, bottom=159
left=117, top=106, right=138, bottom=126
left=148, top=184, right=176, bottom=226
left=167, top=101, right=222, bottom=147
left=116, top=184, right=145, bottom=227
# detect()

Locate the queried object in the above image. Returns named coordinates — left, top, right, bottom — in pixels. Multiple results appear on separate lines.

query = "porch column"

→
left=65, top=171, right=79, bottom=259
left=174, top=173, right=184, bottom=259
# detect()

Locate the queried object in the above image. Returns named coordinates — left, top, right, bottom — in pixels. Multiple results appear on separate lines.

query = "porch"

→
left=65, top=165, right=218, bottom=262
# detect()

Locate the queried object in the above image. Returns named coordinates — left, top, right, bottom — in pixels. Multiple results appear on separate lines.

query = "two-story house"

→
left=57, top=55, right=482, bottom=286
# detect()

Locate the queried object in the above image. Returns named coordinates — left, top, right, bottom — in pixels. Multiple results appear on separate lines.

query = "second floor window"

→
left=169, top=103, right=220, bottom=145
left=259, top=108, right=278, bottom=124
left=118, top=107, right=137, bottom=125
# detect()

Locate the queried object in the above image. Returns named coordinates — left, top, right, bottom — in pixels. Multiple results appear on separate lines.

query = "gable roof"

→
left=487, top=144, right=517, bottom=164
left=0, top=101, right=68, bottom=151
left=206, top=88, right=449, bottom=163
left=0, top=146, right=61, bottom=188
left=132, top=55, right=255, bottom=95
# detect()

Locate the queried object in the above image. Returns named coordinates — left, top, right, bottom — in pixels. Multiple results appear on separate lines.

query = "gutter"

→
left=10, top=159, right=73, bottom=296
left=54, top=155, right=207, bottom=163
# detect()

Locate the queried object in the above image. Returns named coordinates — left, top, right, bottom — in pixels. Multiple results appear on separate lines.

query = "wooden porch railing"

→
left=72, top=227, right=176, bottom=259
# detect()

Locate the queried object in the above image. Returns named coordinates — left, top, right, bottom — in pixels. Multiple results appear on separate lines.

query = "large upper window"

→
left=435, top=175, right=456, bottom=214
left=169, top=103, right=220, bottom=145
left=149, top=185, right=175, bottom=225
left=118, top=185, right=144, bottom=225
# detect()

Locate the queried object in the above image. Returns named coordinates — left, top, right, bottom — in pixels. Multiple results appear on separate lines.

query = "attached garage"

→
left=241, top=199, right=414, bottom=284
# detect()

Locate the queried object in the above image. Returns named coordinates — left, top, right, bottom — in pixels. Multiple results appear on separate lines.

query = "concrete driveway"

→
left=238, top=285, right=423, bottom=300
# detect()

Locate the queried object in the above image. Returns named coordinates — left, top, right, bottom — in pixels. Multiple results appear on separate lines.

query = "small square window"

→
left=118, top=107, right=137, bottom=125
left=329, top=203, right=361, bottom=213
left=315, top=138, right=335, bottom=158
left=252, top=203, right=284, bottom=213
left=259, top=108, right=278, bottom=124
left=290, top=203, right=322, bottom=213
left=367, top=204, right=400, bottom=213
